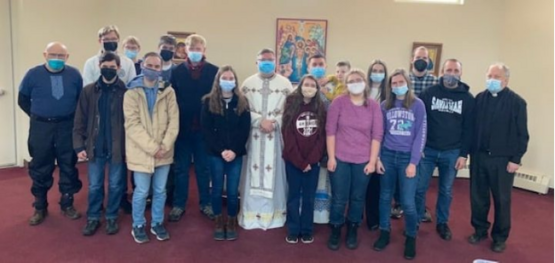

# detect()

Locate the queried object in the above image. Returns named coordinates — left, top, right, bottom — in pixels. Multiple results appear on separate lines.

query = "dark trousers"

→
left=286, top=161, right=319, bottom=236
left=365, top=173, right=380, bottom=228
left=121, top=164, right=135, bottom=201
left=27, top=118, right=82, bottom=210
left=173, top=131, right=211, bottom=209
left=470, top=152, right=515, bottom=242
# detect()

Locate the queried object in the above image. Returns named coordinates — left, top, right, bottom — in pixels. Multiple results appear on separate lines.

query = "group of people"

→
left=18, top=24, right=529, bottom=260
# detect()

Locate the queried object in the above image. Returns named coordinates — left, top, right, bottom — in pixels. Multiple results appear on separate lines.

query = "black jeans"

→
left=470, top=152, right=515, bottom=242
left=365, top=173, right=380, bottom=228
left=28, top=118, right=82, bottom=210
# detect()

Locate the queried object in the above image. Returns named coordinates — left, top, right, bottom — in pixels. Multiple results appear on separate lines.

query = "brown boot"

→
left=213, top=215, right=225, bottom=241
left=61, top=206, right=81, bottom=220
left=29, top=209, right=48, bottom=226
left=226, top=216, right=238, bottom=241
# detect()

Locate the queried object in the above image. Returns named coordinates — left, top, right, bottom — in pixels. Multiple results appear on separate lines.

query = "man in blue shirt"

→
left=18, top=42, right=83, bottom=225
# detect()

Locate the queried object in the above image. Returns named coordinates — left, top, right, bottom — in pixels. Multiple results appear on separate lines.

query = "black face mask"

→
left=101, top=68, right=118, bottom=81
left=413, top=59, right=428, bottom=72
left=103, top=42, right=118, bottom=52
left=160, top=50, right=174, bottom=62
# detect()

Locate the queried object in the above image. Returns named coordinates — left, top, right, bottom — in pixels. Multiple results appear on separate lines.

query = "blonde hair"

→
left=122, top=36, right=140, bottom=48
left=97, top=25, right=120, bottom=39
left=413, top=46, right=429, bottom=58
left=345, top=68, right=370, bottom=106
left=185, top=34, right=207, bottom=47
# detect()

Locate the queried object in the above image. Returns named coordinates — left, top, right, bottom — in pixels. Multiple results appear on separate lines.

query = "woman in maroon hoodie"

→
left=282, top=75, right=327, bottom=244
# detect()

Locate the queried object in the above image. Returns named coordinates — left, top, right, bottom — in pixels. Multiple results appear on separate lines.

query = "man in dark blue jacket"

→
left=416, top=59, right=475, bottom=240
left=169, top=34, right=219, bottom=222
left=18, top=42, right=83, bottom=225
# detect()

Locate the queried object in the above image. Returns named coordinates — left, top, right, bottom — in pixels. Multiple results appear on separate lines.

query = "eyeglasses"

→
left=102, top=38, right=119, bottom=42
left=46, top=53, right=67, bottom=59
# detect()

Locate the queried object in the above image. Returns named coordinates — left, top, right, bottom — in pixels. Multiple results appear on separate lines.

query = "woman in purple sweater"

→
left=325, top=69, right=383, bottom=251
left=373, top=69, right=427, bottom=260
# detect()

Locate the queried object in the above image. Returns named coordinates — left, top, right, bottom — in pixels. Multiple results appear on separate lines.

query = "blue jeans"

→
left=86, top=157, right=124, bottom=220
left=132, top=165, right=170, bottom=227
left=286, top=161, right=319, bottom=236
left=416, top=147, right=460, bottom=224
left=379, top=148, right=418, bottom=237
left=209, top=156, right=242, bottom=217
left=173, top=131, right=211, bottom=209
left=329, top=158, right=370, bottom=226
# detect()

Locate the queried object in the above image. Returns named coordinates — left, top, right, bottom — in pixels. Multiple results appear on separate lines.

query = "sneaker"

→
left=29, top=209, right=48, bottom=226
left=468, top=232, right=488, bottom=245
left=82, top=220, right=101, bottom=236
left=168, top=207, right=185, bottom=222
left=120, top=196, right=132, bottom=215
left=286, top=235, right=299, bottom=244
left=61, top=206, right=81, bottom=220
left=106, top=219, right=119, bottom=235
left=151, top=223, right=170, bottom=241
left=421, top=209, right=432, bottom=223
left=200, top=205, right=215, bottom=220
left=436, top=223, right=452, bottom=240
left=301, top=234, right=314, bottom=244
left=131, top=225, right=149, bottom=244
left=391, top=205, right=403, bottom=219
left=491, top=241, right=506, bottom=253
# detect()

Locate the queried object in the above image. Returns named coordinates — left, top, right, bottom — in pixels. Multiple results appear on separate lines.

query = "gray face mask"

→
left=443, top=74, right=460, bottom=87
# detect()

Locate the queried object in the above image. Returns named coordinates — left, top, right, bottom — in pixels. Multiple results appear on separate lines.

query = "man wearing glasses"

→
left=83, top=25, right=136, bottom=86
left=18, top=42, right=84, bottom=225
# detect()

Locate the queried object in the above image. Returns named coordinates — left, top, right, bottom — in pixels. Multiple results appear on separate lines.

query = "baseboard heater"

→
left=433, top=165, right=550, bottom=194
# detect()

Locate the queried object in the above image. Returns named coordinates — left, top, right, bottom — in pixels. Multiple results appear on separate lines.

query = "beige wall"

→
left=9, top=0, right=553, bottom=185
left=500, top=0, right=554, bottom=186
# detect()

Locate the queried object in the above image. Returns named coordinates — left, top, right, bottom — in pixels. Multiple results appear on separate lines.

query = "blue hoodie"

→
left=127, top=75, right=158, bottom=117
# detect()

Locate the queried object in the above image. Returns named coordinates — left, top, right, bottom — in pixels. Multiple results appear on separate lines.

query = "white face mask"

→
left=347, top=82, right=366, bottom=95
left=301, top=86, right=317, bottom=98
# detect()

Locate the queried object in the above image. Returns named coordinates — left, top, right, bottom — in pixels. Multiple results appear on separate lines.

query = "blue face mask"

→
left=219, top=79, right=236, bottom=92
left=188, top=51, right=203, bottom=63
left=370, top=73, right=385, bottom=83
left=125, top=49, right=138, bottom=60
left=47, top=59, right=65, bottom=71
left=392, top=85, right=409, bottom=96
left=142, top=67, right=161, bottom=82
left=258, top=61, right=276, bottom=74
left=486, top=79, right=502, bottom=94
left=310, top=67, right=326, bottom=79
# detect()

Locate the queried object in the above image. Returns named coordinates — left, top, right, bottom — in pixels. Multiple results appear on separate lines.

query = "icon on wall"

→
left=276, top=18, right=328, bottom=84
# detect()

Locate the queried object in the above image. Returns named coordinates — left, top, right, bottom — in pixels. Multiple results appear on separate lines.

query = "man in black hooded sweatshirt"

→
left=416, top=59, right=475, bottom=241
left=468, top=63, right=529, bottom=253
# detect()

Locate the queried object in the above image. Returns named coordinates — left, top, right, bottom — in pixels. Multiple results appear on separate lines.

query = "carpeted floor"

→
left=0, top=164, right=552, bottom=263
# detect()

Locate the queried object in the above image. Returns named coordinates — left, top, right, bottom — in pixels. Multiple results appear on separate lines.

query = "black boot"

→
left=345, top=222, right=359, bottom=249
left=404, top=236, right=416, bottom=260
left=373, top=230, right=390, bottom=251
left=327, top=224, right=342, bottom=251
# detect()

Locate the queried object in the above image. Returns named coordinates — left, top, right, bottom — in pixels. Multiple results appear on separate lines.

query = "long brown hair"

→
left=384, top=68, right=416, bottom=110
left=282, top=75, right=327, bottom=136
left=367, top=59, right=388, bottom=102
left=344, top=68, right=370, bottom=107
left=202, top=65, right=248, bottom=115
